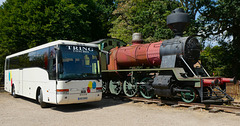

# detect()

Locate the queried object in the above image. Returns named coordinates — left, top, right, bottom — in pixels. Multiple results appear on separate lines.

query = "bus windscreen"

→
left=58, top=45, right=100, bottom=80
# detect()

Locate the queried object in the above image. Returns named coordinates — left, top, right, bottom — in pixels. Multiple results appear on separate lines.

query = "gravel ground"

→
left=0, top=91, right=240, bottom=126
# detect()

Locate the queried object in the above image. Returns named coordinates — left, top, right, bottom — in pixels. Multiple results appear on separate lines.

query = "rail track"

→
left=105, top=95, right=240, bottom=116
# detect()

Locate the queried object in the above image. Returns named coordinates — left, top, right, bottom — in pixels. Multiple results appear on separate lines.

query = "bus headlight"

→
left=96, top=87, right=102, bottom=93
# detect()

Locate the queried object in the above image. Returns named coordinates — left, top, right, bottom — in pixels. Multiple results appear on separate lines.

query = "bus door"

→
left=11, top=69, right=22, bottom=95
left=19, top=69, right=23, bottom=95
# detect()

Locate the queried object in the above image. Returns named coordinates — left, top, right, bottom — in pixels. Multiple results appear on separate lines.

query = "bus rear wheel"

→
left=37, top=89, right=48, bottom=108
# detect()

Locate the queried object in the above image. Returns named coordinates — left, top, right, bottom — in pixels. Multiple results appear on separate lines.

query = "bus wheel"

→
left=37, top=89, right=48, bottom=108
left=12, top=85, right=18, bottom=98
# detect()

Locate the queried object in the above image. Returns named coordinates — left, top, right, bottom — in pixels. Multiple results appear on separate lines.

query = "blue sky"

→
left=0, top=0, right=5, bottom=5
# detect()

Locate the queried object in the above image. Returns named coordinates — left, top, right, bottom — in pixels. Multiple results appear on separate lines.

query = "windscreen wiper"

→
left=65, top=79, right=72, bottom=83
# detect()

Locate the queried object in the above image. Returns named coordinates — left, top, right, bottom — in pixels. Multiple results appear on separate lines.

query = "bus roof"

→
left=6, top=40, right=99, bottom=59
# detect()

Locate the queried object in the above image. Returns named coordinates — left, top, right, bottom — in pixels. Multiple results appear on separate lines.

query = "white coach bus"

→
left=4, top=40, right=102, bottom=108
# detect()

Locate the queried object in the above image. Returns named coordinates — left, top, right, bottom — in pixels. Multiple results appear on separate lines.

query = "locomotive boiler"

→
left=100, top=8, right=236, bottom=103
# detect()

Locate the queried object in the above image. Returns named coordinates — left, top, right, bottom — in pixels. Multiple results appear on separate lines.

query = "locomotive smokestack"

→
left=167, top=8, right=190, bottom=37
left=132, top=33, right=143, bottom=45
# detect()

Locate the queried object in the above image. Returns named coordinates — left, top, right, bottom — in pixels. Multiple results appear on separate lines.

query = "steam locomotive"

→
left=94, top=8, right=236, bottom=103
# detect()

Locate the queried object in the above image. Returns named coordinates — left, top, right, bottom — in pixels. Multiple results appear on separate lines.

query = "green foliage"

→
left=109, top=0, right=180, bottom=43
left=182, top=0, right=240, bottom=78
left=0, top=0, right=115, bottom=75
left=200, top=45, right=233, bottom=77
left=197, top=0, right=240, bottom=79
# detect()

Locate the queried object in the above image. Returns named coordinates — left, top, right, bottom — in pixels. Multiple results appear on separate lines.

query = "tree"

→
left=109, top=0, right=180, bottom=43
left=181, top=0, right=240, bottom=78
left=200, top=45, right=232, bottom=77
left=0, top=0, right=115, bottom=75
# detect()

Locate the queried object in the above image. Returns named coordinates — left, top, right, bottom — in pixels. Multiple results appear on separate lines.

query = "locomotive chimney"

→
left=167, top=8, right=190, bottom=37
left=132, top=33, right=143, bottom=45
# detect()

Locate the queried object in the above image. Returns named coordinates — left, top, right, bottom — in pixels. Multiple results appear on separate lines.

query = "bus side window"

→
left=6, top=59, right=9, bottom=70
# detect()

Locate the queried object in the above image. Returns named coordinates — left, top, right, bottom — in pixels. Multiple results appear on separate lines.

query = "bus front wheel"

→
left=11, top=85, right=18, bottom=98
left=37, top=89, right=48, bottom=108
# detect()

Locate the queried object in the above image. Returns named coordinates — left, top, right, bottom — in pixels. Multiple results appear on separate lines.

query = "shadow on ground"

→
left=2, top=91, right=131, bottom=113
left=51, top=96, right=129, bottom=113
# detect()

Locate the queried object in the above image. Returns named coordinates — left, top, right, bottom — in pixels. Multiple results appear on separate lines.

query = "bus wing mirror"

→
left=100, top=50, right=110, bottom=65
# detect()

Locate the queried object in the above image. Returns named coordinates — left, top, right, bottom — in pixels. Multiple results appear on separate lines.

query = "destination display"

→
left=66, top=45, right=94, bottom=53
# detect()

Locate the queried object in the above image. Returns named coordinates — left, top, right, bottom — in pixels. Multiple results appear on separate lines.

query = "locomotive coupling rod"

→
left=173, top=88, right=191, bottom=93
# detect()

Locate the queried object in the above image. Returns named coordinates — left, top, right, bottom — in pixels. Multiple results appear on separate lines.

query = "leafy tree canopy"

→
left=181, top=0, right=240, bottom=78
left=108, top=0, right=180, bottom=43
left=0, top=0, right=115, bottom=75
left=200, top=45, right=233, bottom=77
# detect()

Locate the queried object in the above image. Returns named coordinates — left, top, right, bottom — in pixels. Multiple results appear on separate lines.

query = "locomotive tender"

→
left=99, top=8, right=236, bottom=103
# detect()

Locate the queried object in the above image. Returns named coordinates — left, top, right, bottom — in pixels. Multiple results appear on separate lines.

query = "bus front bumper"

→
left=56, top=93, right=102, bottom=104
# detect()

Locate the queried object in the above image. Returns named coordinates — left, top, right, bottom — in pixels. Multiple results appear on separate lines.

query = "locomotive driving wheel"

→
left=123, top=80, right=138, bottom=97
left=181, top=87, right=197, bottom=103
left=139, top=77, right=154, bottom=99
left=102, top=81, right=109, bottom=94
left=109, top=80, right=122, bottom=95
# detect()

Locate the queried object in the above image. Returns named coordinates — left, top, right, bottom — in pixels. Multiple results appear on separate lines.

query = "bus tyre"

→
left=38, top=89, right=48, bottom=108
left=12, top=85, right=18, bottom=98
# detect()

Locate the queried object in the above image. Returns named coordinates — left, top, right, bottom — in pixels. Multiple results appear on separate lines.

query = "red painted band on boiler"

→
left=115, top=41, right=162, bottom=67
left=147, top=41, right=162, bottom=66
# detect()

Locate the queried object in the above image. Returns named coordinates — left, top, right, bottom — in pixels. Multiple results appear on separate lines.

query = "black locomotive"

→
left=95, top=8, right=236, bottom=103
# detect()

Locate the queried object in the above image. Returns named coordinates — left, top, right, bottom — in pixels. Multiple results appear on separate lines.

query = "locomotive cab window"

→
left=109, top=41, right=112, bottom=46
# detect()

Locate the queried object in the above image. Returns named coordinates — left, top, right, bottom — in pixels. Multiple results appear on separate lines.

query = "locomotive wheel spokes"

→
left=102, top=81, right=108, bottom=94
left=139, top=77, right=154, bottom=99
left=123, top=80, right=138, bottom=97
left=109, top=80, right=122, bottom=95
left=181, top=87, right=197, bottom=103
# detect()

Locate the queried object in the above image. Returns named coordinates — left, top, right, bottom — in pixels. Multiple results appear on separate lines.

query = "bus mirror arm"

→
left=54, top=46, right=59, bottom=50
left=106, top=53, right=109, bottom=65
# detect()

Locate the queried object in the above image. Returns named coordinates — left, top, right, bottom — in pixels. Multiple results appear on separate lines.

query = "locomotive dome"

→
left=167, top=8, right=190, bottom=37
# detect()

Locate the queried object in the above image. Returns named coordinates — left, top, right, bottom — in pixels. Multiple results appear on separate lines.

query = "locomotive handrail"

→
left=197, top=61, right=210, bottom=77
left=179, top=55, right=197, bottom=77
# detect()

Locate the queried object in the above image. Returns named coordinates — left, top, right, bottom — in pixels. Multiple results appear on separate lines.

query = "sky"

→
left=0, top=0, right=5, bottom=5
